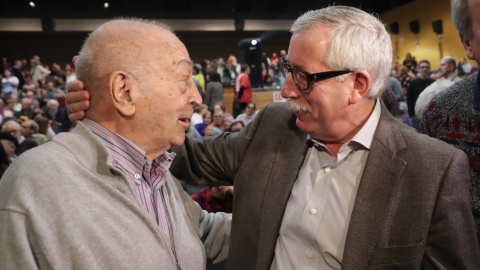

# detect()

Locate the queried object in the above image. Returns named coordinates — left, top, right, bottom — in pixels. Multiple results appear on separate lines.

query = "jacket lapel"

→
left=341, top=104, right=407, bottom=269
left=256, top=116, right=310, bottom=270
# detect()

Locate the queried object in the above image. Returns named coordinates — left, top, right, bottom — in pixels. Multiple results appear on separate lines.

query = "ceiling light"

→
left=104, top=2, right=109, bottom=8
left=251, top=39, right=258, bottom=46
left=29, top=2, right=35, bottom=7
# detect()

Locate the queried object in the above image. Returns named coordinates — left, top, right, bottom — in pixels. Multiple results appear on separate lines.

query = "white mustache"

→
left=286, top=98, right=312, bottom=113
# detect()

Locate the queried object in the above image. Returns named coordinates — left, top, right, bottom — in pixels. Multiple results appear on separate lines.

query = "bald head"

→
left=76, top=19, right=177, bottom=93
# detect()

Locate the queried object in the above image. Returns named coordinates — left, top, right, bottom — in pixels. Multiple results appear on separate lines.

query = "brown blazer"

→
left=171, top=101, right=480, bottom=269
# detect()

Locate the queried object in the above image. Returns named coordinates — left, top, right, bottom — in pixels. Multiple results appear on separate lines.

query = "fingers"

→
left=66, top=87, right=90, bottom=105
left=67, top=100, right=90, bottom=122
left=68, top=111, right=86, bottom=122
left=67, top=80, right=85, bottom=95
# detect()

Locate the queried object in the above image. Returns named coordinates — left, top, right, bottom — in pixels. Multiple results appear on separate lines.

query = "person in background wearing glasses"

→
left=66, top=6, right=479, bottom=270
left=406, top=60, right=435, bottom=120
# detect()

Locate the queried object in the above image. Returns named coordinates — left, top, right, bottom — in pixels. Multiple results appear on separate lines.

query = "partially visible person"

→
left=0, top=18, right=230, bottom=269
left=421, top=0, right=480, bottom=243
left=2, top=119, right=37, bottom=156
left=34, top=115, right=56, bottom=140
left=205, top=72, right=225, bottom=112
left=0, top=99, right=14, bottom=123
left=458, top=57, right=473, bottom=77
left=1, top=70, right=19, bottom=97
left=222, top=113, right=233, bottom=130
left=235, top=64, right=252, bottom=112
left=14, top=98, right=34, bottom=119
left=192, top=186, right=234, bottom=214
left=438, top=56, right=462, bottom=82
left=0, top=131, right=18, bottom=163
left=190, top=103, right=209, bottom=127
left=11, top=60, right=25, bottom=91
left=206, top=126, right=222, bottom=137
left=30, top=58, right=50, bottom=85
left=193, top=64, right=205, bottom=94
left=205, top=109, right=225, bottom=136
left=386, top=75, right=404, bottom=101
left=20, top=119, right=49, bottom=145
left=235, top=102, right=256, bottom=126
left=195, top=110, right=212, bottom=136
left=380, top=87, right=402, bottom=119
left=230, top=120, right=244, bottom=132
left=415, top=79, right=454, bottom=118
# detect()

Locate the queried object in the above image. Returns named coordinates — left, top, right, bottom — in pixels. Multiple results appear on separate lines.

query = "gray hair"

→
left=75, top=18, right=175, bottom=92
left=451, top=0, right=472, bottom=38
left=291, top=6, right=392, bottom=98
left=28, top=120, right=39, bottom=133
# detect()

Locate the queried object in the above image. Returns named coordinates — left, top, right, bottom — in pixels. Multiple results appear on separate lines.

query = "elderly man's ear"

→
left=109, top=71, right=136, bottom=117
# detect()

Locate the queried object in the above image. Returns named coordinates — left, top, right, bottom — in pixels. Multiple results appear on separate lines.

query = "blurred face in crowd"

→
left=3, top=122, right=21, bottom=140
left=21, top=98, right=31, bottom=111
left=206, top=128, right=218, bottom=137
left=203, top=111, right=212, bottom=125
left=21, top=120, right=35, bottom=138
left=213, top=110, right=223, bottom=126
left=223, top=115, right=233, bottom=129
left=4, top=70, right=11, bottom=78
left=438, top=57, right=454, bottom=77
left=231, top=122, right=244, bottom=132
left=418, top=62, right=431, bottom=78
left=246, top=103, right=256, bottom=116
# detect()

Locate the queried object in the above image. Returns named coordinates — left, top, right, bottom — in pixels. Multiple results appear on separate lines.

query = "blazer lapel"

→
left=256, top=121, right=310, bottom=270
left=341, top=105, right=408, bottom=270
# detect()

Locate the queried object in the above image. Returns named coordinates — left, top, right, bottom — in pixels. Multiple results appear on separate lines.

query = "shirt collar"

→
left=82, top=118, right=174, bottom=181
left=474, top=73, right=480, bottom=111
left=309, top=99, right=381, bottom=151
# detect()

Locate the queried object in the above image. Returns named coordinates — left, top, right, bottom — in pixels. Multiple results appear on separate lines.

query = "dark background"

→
left=0, top=0, right=414, bottom=66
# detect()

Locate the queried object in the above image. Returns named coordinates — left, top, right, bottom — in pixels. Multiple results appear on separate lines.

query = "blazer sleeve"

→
left=170, top=103, right=272, bottom=186
left=422, top=149, right=480, bottom=269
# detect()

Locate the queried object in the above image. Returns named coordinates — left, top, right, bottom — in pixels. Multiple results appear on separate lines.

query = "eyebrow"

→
left=176, top=59, right=193, bottom=68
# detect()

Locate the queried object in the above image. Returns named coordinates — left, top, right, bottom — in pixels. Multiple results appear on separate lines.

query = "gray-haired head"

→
left=451, top=0, right=473, bottom=38
left=290, top=6, right=392, bottom=98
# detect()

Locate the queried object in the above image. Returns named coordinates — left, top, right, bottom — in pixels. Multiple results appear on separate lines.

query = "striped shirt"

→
left=83, top=118, right=174, bottom=245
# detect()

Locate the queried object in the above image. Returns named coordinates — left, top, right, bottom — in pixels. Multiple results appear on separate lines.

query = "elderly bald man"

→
left=0, top=19, right=230, bottom=270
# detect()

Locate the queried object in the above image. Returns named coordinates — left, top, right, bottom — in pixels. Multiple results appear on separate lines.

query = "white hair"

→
left=451, top=0, right=472, bottom=38
left=291, top=6, right=392, bottom=98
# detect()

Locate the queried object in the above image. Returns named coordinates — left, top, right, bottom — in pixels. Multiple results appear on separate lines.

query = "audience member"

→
left=30, top=58, right=50, bottom=85
left=192, top=186, right=233, bottom=214
left=380, top=87, right=402, bottom=118
left=222, top=113, right=233, bottom=130
left=195, top=110, right=211, bottom=136
left=386, top=75, right=404, bottom=101
left=1, top=70, right=19, bottom=97
left=235, top=102, right=256, bottom=126
left=0, top=99, right=14, bottom=123
left=0, top=132, right=17, bottom=163
left=458, top=57, right=473, bottom=77
left=235, top=64, right=252, bottom=113
left=2, top=120, right=37, bottom=156
left=20, top=119, right=49, bottom=145
left=438, top=56, right=462, bottom=82
left=14, top=98, right=35, bottom=119
left=205, top=109, right=225, bottom=135
left=230, top=120, right=245, bottom=132
left=0, top=18, right=230, bottom=269
left=206, top=126, right=222, bottom=136
left=191, top=104, right=209, bottom=127
left=415, top=79, right=454, bottom=118
left=205, top=72, right=225, bottom=112
left=407, top=59, right=435, bottom=128
left=11, top=60, right=25, bottom=90
left=421, top=0, right=480, bottom=243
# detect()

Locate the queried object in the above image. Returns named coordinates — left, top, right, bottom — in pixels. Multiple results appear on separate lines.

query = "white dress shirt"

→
left=271, top=100, right=381, bottom=270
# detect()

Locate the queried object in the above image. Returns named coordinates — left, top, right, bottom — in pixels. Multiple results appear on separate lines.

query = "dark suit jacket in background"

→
left=171, top=101, right=480, bottom=269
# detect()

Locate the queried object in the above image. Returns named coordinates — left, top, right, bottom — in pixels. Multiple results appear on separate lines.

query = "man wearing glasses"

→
left=66, top=6, right=479, bottom=270
left=406, top=60, right=435, bottom=119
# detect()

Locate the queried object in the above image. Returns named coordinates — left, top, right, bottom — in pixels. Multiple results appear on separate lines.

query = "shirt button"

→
left=310, top=208, right=317, bottom=215
left=306, top=251, right=313, bottom=259
left=134, top=174, right=141, bottom=179
left=324, top=167, right=331, bottom=173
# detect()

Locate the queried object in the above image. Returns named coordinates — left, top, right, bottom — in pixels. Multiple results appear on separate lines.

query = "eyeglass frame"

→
left=278, top=57, right=353, bottom=90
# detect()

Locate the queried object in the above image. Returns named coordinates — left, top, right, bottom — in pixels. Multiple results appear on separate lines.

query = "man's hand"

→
left=66, top=80, right=90, bottom=122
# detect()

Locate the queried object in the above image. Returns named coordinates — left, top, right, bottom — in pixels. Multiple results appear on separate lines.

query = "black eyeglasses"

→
left=279, top=57, right=353, bottom=90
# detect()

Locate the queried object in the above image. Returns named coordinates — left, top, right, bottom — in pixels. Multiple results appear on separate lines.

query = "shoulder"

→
left=428, top=74, right=476, bottom=114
